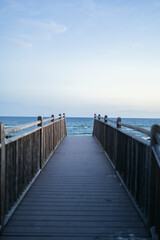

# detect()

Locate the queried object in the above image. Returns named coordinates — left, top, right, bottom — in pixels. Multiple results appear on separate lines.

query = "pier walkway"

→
left=0, top=136, right=151, bottom=240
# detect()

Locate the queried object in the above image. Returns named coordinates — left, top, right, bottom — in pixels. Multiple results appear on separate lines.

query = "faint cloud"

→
left=8, top=38, right=32, bottom=48
left=21, top=19, right=67, bottom=34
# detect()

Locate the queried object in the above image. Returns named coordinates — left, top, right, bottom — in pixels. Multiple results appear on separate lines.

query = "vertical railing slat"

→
left=0, top=123, right=5, bottom=231
left=38, top=116, right=43, bottom=169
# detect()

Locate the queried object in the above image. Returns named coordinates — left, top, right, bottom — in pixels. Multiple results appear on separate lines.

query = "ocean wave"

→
left=67, top=126, right=90, bottom=129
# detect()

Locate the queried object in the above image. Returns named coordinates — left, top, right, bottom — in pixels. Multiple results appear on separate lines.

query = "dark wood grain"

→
left=0, top=123, right=5, bottom=231
left=1, top=137, right=151, bottom=239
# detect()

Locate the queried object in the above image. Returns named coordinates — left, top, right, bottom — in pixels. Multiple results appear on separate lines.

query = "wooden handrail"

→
left=119, top=122, right=150, bottom=136
left=5, top=127, right=42, bottom=145
left=108, top=119, right=117, bottom=124
left=5, top=121, right=41, bottom=135
left=43, top=116, right=62, bottom=123
left=43, top=117, right=54, bottom=123
left=95, top=114, right=151, bottom=137
left=4, top=115, right=65, bottom=135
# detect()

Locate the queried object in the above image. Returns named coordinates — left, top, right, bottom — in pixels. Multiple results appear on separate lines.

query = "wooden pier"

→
left=0, top=114, right=160, bottom=239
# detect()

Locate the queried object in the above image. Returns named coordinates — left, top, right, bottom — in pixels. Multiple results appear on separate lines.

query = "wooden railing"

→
left=93, top=114, right=160, bottom=240
left=0, top=113, right=67, bottom=231
left=150, top=126, right=160, bottom=239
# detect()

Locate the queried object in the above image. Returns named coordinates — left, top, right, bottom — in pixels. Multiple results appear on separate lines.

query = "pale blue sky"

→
left=0, top=0, right=160, bottom=117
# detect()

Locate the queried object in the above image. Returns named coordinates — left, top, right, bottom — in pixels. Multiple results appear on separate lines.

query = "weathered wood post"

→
left=93, top=114, right=96, bottom=136
left=59, top=114, right=62, bottom=141
left=104, top=115, right=108, bottom=123
left=150, top=125, right=160, bottom=146
left=104, top=115, right=108, bottom=151
left=63, top=113, right=67, bottom=137
left=98, top=114, right=101, bottom=140
left=149, top=125, right=160, bottom=237
left=51, top=115, right=54, bottom=150
left=0, top=122, right=5, bottom=231
left=117, top=117, right=121, bottom=128
left=115, top=117, right=121, bottom=170
left=38, top=116, right=43, bottom=169
left=15, top=139, right=19, bottom=200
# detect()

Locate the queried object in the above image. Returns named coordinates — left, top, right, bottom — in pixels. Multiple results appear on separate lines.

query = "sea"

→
left=0, top=116, right=160, bottom=140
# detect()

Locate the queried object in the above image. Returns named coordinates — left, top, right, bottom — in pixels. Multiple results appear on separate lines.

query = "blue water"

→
left=66, top=117, right=93, bottom=136
left=0, top=116, right=160, bottom=139
left=0, top=116, right=94, bottom=136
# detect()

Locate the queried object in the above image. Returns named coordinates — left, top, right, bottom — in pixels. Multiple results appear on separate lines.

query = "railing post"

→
left=117, top=117, right=121, bottom=128
left=115, top=117, right=121, bottom=170
left=149, top=125, right=160, bottom=237
left=59, top=114, right=62, bottom=140
left=104, top=115, right=108, bottom=124
left=98, top=114, right=101, bottom=140
left=62, top=113, right=64, bottom=137
left=0, top=122, right=5, bottom=232
left=104, top=115, right=108, bottom=150
left=151, top=125, right=160, bottom=146
left=93, top=114, right=96, bottom=136
left=51, top=114, right=54, bottom=123
left=63, top=113, right=67, bottom=136
left=51, top=115, right=55, bottom=150
left=38, top=116, right=43, bottom=169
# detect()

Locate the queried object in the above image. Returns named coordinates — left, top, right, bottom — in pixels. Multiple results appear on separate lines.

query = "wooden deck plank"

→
left=0, top=237, right=153, bottom=240
left=12, top=210, right=139, bottom=216
left=1, top=136, right=151, bottom=239
left=6, top=220, right=146, bottom=228
left=3, top=227, right=149, bottom=236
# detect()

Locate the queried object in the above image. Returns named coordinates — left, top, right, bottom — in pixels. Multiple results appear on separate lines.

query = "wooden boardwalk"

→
left=0, top=136, right=151, bottom=240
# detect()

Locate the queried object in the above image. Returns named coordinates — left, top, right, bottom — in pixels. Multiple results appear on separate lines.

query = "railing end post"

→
left=59, top=114, right=62, bottom=120
left=94, top=114, right=96, bottom=119
left=98, top=114, right=101, bottom=120
left=63, top=113, right=65, bottom=118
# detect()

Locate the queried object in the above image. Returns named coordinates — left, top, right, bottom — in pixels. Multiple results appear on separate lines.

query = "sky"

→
left=0, top=0, right=160, bottom=118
